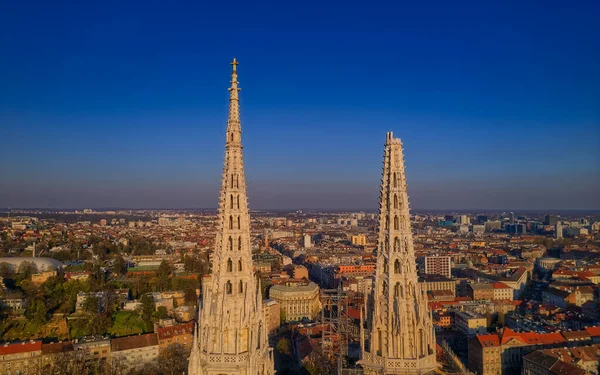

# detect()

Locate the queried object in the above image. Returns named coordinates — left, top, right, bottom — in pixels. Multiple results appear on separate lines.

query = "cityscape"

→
left=1, top=2, right=599, bottom=375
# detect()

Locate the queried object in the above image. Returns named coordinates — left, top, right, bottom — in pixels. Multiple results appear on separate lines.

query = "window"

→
left=228, top=236, right=233, bottom=251
left=238, top=216, right=241, bottom=229
left=227, top=258, right=233, bottom=272
left=226, top=281, right=232, bottom=294
left=239, top=280, right=243, bottom=293
left=237, top=195, right=240, bottom=209
left=238, top=236, right=242, bottom=250
left=229, top=216, right=233, bottom=229
left=394, top=237, right=400, bottom=252
left=394, top=194, right=398, bottom=209
left=393, top=172, right=397, bottom=187
left=238, top=259, right=243, bottom=271
left=230, top=194, right=234, bottom=209
left=394, top=216, right=399, bottom=230
left=394, top=259, right=400, bottom=274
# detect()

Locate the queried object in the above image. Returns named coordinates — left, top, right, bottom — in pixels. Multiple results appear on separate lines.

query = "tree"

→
left=32, top=299, right=48, bottom=325
left=0, top=262, right=12, bottom=279
left=276, top=337, right=290, bottom=355
left=18, top=261, right=37, bottom=279
left=156, top=344, right=189, bottom=375
left=140, top=294, right=155, bottom=321
left=157, top=260, right=171, bottom=291
left=184, top=288, right=197, bottom=306
left=82, top=295, right=100, bottom=314
left=113, top=256, right=125, bottom=276
left=155, top=306, right=168, bottom=320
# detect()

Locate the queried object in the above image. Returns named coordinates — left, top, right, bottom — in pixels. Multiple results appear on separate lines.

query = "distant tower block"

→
left=556, top=221, right=563, bottom=240
left=303, top=234, right=312, bottom=248
left=187, top=59, right=274, bottom=375
left=360, top=132, right=438, bottom=375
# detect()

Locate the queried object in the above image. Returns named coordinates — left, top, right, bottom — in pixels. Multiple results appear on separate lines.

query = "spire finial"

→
left=229, top=58, right=240, bottom=93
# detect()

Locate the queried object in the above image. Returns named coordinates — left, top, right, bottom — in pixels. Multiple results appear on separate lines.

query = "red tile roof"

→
left=157, top=322, right=194, bottom=341
left=0, top=341, right=42, bottom=355
left=477, top=334, right=500, bottom=347
left=585, top=326, right=600, bottom=337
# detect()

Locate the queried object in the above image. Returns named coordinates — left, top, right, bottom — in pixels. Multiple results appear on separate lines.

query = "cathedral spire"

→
left=227, top=58, right=241, bottom=141
left=360, top=132, right=438, bottom=374
left=188, top=59, right=274, bottom=375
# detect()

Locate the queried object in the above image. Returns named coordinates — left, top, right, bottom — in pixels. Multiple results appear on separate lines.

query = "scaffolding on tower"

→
left=321, top=284, right=349, bottom=375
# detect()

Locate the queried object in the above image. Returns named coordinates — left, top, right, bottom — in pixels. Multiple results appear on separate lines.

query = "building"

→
left=468, top=328, right=567, bottom=375
left=263, top=299, right=281, bottom=334
left=111, top=333, right=159, bottom=372
left=303, top=234, right=312, bottom=248
left=455, top=311, right=487, bottom=335
left=523, top=350, right=591, bottom=375
left=31, top=270, right=57, bottom=285
left=425, top=256, right=451, bottom=278
left=269, top=280, right=321, bottom=321
left=469, top=283, right=494, bottom=300
left=41, top=341, right=75, bottom=370
left=157, top=322, right=194, bottom=352
left=73, top=336, right=111, bottom=369
left=360, top=132, right=438, bottom=374
left=420, top=274, right=456, bottom=296
left=187, top=59, right=274, bottom=375
left=292, top=265, right=309, bottom=280
left=0, top=340, right=42, bottom=374
left=352, top=235, right=367, bottom=246
left=491, top=282, right=513, bottom=301
left=556, top=221, right=564, bottom=240
left=0, top=257, right=63, bottom=272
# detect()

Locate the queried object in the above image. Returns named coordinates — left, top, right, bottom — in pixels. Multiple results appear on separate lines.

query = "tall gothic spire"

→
left=360, top=132, right=438, bottom=375
left=188, top=59, right=274, bottom=375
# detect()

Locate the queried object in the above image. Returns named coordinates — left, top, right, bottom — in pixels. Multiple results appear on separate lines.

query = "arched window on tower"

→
left=394, top=237, right=400, bottom=252
left=239, top=280, right=244, bottom=293
left=237, top=195, right=240, bottom=209
left=383, top=258, right=388, bottom=273
left=394, top=259, right=400, bottom=274
left=382, top=281, right=388, bottom=295
left=226, top=281, right=232, bottom=294
left=238, top=216, right=241, bottom=229
left=227, top=258, right=232, bottom=272
left=238, top=259, right=242, bottom=271
left=236, top=175, right=239, bottom=188
left=229, top=216, right=233, bottom=230
left=394, top=194, right=398, bottom=209
left=230, top=194, right=234, bottom=209
left=394, top=216, right=399, bottom=230
left=238, top=236, right=242, bottom=251
left=393, top=172, right=397, bottom=188
left=230, top=133, right=234, bottom=142
left=228, top=236, right=233, bottom=251
left=231, top=174, right=234, bottom=188
left=394, top=282, right=400, bottom=297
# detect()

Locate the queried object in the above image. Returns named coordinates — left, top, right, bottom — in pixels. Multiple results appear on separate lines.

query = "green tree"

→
left=276, top=337, right=290, bottom=355
left=32, top=299, right=48, bottom=325
left=140, top=294, right=155, bottom=321
left=18, top=261, right=37, bottom=279
left=82, top=295, right=100, bottom=314
left=0, top=262, right=12, bottom=278
left=113, top=256, right=126, bottom=276
left=157, top=260, right=171, bottom=291
left=155, top=305, right=168, bottom=320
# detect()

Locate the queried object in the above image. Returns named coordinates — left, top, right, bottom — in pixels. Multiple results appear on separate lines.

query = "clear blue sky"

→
left=1, top=1, right=599, bottom=210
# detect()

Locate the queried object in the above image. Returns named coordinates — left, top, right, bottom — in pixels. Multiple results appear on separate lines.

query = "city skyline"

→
left=1, top=1, right=599, bottom=210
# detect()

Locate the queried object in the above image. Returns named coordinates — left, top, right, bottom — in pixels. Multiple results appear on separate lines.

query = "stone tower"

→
left=360, top=132, right=437, bottom=375
left=188, top=59, right=275, bottom=375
